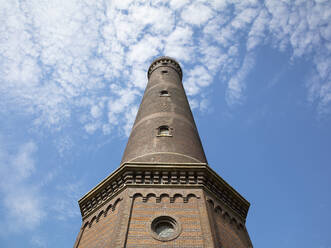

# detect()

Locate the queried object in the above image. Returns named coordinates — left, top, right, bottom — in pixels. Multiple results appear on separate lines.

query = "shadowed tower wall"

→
left=121, top=57, right=207, bottom=164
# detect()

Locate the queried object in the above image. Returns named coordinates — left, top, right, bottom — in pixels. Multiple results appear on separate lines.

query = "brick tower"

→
left=74, top=56, right=253, bottom=248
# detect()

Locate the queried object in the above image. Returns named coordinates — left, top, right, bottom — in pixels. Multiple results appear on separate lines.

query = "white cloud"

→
left=111, top=0, right=132, bottom=10
left=209, top=0, right=228, bottom=10
left=169, top=0, right=190, bottom=9
left=0, top=0, right=330, bottom=138
left=127, top=35, right=162, bottom=65
left=124, top=105, right=139, bottom=136
left=189, top=98, right=199, bottom=110
left=307, top=67, right=331, bottom=115
left=203, top=16, right=230, bottom=45
left=0, top=140, right=45, bottom=232
left=107, top=84, right=139, bottom=129
left=0, top=136, right=84, bottom=231
left=199, top=98, right=210, bottom=112
left=130, top=67, right=149, bottom=89
left=4, top=189, right=45, bottom=230
left=185, top=66, right=213, bottom=96
left=91, top=105, right=102, bottom=119
left=130, top=4, right=175, bottom=35
left=226, top=53, right=255, bottom=105
left=52, top=182, right=82, bottom=221
left=30, top=236, right=47, bottom=248
left=231, top=8, right=259, bottom=30
left=264, top=0, right=331, bottom=111
left=247, top=9, right=270, bottom=51
left=199, top=42, right=223, bottom=72
left=84, top=122, right=100, bottom=134
left=181, top=2, right=213, bottom=26
left=164, top=26, right=194, bottom=62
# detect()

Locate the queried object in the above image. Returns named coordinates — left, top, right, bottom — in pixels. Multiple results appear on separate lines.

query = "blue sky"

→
left=0, top=0, right=330, bottom=247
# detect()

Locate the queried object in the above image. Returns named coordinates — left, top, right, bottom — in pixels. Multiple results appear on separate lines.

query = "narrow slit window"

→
left=161, top=70, right=168, bottom=74
left=158, top=126, right=171, bottom=136
left=160, top=90, right=170, bottom=97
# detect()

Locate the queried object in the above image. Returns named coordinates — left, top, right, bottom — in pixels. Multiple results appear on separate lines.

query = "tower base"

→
left=74, top=163, right=253, bottom=248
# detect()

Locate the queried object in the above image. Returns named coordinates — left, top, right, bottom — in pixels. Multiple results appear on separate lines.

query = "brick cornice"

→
left=78, top=163, right=250, bottom=221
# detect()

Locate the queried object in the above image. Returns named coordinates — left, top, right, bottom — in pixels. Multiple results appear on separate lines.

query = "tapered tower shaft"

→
left=121, top=56, right=207, bottom=165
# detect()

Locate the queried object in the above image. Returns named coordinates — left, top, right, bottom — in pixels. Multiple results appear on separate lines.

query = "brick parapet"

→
left=147, top=56, right=182, bottom=80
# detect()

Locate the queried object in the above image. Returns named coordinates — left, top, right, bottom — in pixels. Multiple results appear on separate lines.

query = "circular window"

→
left=155, top=221, right=175, bottom=237
left=150, top=216, right=181, bottom=241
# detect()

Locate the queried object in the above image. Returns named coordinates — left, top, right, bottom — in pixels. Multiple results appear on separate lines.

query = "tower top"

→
left=148, top=56, right=182, bottom=80
left=121, top=56, right=207, bottom=165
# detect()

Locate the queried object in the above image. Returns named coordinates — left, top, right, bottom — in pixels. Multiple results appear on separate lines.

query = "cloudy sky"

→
left=0, top=0, right=330, bottom=247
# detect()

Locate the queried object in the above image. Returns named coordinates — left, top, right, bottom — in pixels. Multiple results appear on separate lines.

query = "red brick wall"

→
left=207, top=199, right=250, bottom=248
left=126, top=193, right=205, bottom=247
left=78, top=200, right=121, bottom=248
left=75, top=188, right=251, bottom=248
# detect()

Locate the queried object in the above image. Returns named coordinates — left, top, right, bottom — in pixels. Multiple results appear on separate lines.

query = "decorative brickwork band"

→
left=79, top=163, right=250, bottom=221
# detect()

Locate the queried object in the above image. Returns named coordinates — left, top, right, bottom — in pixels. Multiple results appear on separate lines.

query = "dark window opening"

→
left=162, top=62, right=167, bottom=65
left=158, top=126, right=171, bottom=136
left=160, top=90, right=170, bottom=97
left=161, top=70, right=168, bottom=74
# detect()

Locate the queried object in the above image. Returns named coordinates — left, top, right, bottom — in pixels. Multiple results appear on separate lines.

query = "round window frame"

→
left=148, top=215, right=181, bottom=242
